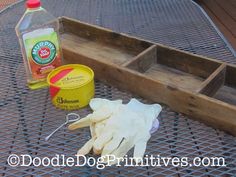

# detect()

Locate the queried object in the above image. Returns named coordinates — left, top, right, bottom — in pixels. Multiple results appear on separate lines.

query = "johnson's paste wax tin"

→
left=47, top=64, right=94, bottom=110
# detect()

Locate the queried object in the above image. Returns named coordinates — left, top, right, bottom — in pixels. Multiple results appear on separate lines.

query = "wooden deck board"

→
left=215, top=0, right=236, bottom=21
left=229, top=0, right=236, bottom=8
left=196, top=0, right=236, bottom=50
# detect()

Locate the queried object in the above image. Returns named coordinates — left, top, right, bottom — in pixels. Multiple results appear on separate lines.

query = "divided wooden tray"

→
left=60, top=17, right=236, bottom=136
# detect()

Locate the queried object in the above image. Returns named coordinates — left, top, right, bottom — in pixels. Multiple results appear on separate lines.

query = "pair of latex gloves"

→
left=68, top=98, right=162, bottom=164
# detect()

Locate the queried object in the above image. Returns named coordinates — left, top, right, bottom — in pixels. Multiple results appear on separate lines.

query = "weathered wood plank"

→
left=61, top=17, right=152, bottom=53
left=225, top=65, right=236, bottom=87
left=155, top=43, right=221, bottom=79
left=198, top=64, right=226, bottom=96
left=214, top=85, right=236, bottom=106
left=144, top=63, right=204, bottom=92
left=123, top=45, right=157, bottom=72
left=61, top=33, right=136, bottom=66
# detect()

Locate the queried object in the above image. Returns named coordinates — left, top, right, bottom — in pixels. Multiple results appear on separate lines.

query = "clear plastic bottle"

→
left=15, top=0, right=63, bottom=89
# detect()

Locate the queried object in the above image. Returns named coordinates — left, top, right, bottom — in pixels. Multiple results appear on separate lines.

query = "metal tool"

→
left=45, top=113, right=80, bottom=141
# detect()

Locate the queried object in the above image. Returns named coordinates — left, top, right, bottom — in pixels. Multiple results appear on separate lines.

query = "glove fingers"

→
left=93, top=147, right=102, bottom=155
left=68, top=116, right=90, bottom=130
left=93, top=131, right=113, bottom=151
left=77, top=138, right=95, bottom=155
left=90, top=109, right=111, bottom=122
left=90, top=123, right=96, bottom=138
left=111, top=139, right=134, bottom=161
left=94, top=120, right=107, bottom=137
left=101, top=136, right=123, bottom=156
left=68, top=109, right=110, bottom=131
left=133, top=141, right=147, bottom=163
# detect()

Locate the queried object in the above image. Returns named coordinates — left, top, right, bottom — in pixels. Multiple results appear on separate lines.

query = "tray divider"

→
left=122, top=45, right=156, bottom=72
left=197, top=64, right=227, bottom=96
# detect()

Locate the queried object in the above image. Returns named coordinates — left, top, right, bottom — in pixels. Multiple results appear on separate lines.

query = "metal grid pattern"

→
left=0, top=0, right=19, bottom=10
left=0, top=0, right=235, bottom=176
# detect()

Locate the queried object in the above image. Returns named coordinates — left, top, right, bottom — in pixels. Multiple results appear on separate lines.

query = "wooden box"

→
left=60, top=17, right=236, bottom=136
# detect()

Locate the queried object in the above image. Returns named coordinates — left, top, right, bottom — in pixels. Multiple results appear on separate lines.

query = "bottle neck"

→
left=27, top=6, right=42, bottom=12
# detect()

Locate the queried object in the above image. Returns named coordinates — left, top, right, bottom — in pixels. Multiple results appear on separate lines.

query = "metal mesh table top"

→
left=0, top=0, right=236, bottom=176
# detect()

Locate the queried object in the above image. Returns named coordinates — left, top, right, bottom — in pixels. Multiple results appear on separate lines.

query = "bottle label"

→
left=31, top=40, right=56, bottom=65
left=23, top=28, right=61, bottom=80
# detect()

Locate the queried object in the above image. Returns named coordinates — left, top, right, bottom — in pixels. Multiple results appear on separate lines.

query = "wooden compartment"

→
left=125, top=45, right=221, bottom=92
left=60, top=17, right=236, bottom=136
left=200, top=65, right=236, bottom=106
left=60, top=17, right=153, bottom=66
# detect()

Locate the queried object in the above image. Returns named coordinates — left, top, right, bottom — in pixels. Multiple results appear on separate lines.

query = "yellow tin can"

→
left=47, top=64, right=94, bottom=110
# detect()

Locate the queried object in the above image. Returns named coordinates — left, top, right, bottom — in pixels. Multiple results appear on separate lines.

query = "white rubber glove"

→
left=68, top=98, right=122, bottom=155
left=68, top=98, right=122, bottom=130
left=127, top=99, right=160, bottom=134
left=93, top=98, right=162, bottom=164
